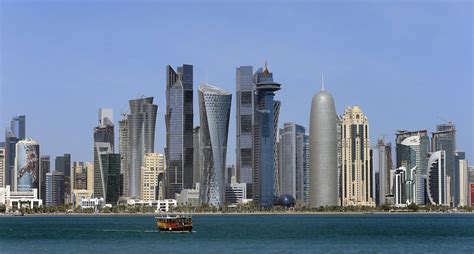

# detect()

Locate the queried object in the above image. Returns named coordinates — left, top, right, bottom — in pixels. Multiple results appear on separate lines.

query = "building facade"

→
left=141, top=153, right=165, bottom=201
left=396, top=130, right=430, bottom=205
left=426, top=150, right=448, bottom=206
left=127, top=97, right=157, bottom=198
left=39, top=155, right=50, bottom=202
left=193, top=126, right=202, bottom=188
left=431, top=123, right=456, bottom=205
left=376, top=139, right=392, bottom=206
left=14, top=139, right=39, bottom=192
left=198, top=84, right=232, bottom=207
left=279, top=122, right=308, bottom=205
left=5, top=115, right=25, bottom=189
left=455, top=152, right=468, bottom=207
left=252, top=65, right=281, bottom=208
left=340, top=106, right=375, bottom=207
left=309, top=83, right=338, bottom=208
left=235, top=66, right=254, bottom=198
left=0, top=147, right=5, bottom=188
left=165, top=64, right=194, bottom=198
left=46, top=171, right=64, bottom=207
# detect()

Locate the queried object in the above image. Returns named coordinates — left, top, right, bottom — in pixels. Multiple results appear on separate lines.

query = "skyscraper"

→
left=165, top=64, right=194, bottom=198
left=127, top=97, right=157, bottom=198
left=72, top=161, right=88, bottom=191
left=193, top=126, right=202, bottom=188
left=431, top=123, right=456, bottom=205
left=236, top=66, right=254, bottom=199
left=46, top=171, right=64, bottom=207
left=198, top=84, right=232, bottom=207
left=14, top=138, right=39, bottom=192
left=396, top=130, right=430, bottom=205
left=279, top=122, right=308, bottom=204
left=309, top=80, right=338, bottom=208
left=426, top=150, right=448, bottom=206
left=0, top=147, right=5, bottom=188
left=340, top=106, right=375, bottom=207
left=55, top=153, right=71, bottom=202
left=118, top=113, right=130, bottom=196
left=93, top=142, right=120, bottom=204
left=455, top=152, right=468, bottom=207
left=10, top=115, right=26, bottom=140
left=252, top=64, right=281, bottom=208
left=376, top=139, right=392, bottom=205
left=5, top=115, right=26, bottom=189
left=40, top=155, right=50, bottom=202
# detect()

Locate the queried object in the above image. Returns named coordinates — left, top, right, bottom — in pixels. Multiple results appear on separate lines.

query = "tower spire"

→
left=321, top=73, right=325, bottom=91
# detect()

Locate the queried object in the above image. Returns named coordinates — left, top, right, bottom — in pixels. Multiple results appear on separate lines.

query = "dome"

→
left=352, top=106, right=361, bottom=113
left=274, top=194, right=296, bottom=207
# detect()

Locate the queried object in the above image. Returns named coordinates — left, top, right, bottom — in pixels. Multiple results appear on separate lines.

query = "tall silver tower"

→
left=198, top=84, right=232, bottom=207
left=309, top=80, right=338, bottom=207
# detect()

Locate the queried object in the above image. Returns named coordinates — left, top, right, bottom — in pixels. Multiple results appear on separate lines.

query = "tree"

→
left=407, top=203, right=419, bottom=212
left=0, top=203, right=6, bottom=213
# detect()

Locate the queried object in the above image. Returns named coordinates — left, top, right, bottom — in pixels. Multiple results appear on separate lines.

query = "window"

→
left=241, top=115, right=252, bottom=133
left=241, top=91, right=252, bottom=105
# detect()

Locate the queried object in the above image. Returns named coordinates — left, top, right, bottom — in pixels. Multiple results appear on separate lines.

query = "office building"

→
left=141, top=153, right=165, bottom=201
left=455, top=152, right=468, bottom=207
left=94, top=141, right=120, bottom=204
left=123, top=98, right=157, bottom=198
left=39, top=155, right=50, bottom=202
left=432, top=123, right=456, bottom=205
left=193, top=126, right=202, bottom=188
left=252, top=64, right=281, bottom=208
left=198, top=84, right=232, bottom=207
left=426, top=150, right=448, bottom=206
left=14, top=138, right=39, bottom=192
left=309, top=79, right=338, bottom=208
left=340, top=106, right=375, bottom=207
left=5, top=115, right=25, bottom=189
left=165, top=64, right=194, bottom=198
left=235, top=66, right=254, bottom=198
left=118, top=113, right=129, bottom=196
left=396, top=130, right=430, bottom=205
left=0, top=147, right=5, bottom=188
left=279, top=122, right=309, bottom=205
left=72, top=161, right=88, bottom=190
left=226, top=176, right=247, bottom=206
left=376, top=139, right=393, bottom=206
left=46, top=171, right=64, bottom=207
left=55, top=153, right=71, bottom=203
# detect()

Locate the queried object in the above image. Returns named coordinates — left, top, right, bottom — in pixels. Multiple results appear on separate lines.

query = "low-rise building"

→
left=0, top=185, right=42, bottom=211
left=176, top=186, right=200, bottom=207
left=225, top=176, right=247, bottom=206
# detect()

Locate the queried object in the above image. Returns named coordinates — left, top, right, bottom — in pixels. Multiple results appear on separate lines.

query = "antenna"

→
left=321, top=73, right=325, bottom=91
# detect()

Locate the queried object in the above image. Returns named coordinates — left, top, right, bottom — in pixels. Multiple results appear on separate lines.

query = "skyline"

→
left=1, top=1, right=472, bottom=165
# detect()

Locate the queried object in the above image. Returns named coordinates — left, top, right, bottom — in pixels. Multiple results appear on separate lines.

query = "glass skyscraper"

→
left=279, top=122, right=307, bottom=204
left=396, top=130, right=430, bottom=205
left=198, top=84, right=232, bottom=207
left=127, top=98, right=157, bottom=198
left=432, top=123, right=456, bottom=205
left=5, top=115, right=26, bottom=189
left=165, top=64, right=194, bottom=198
left=252, top=65, right=281, bottom=208
left=236, top=66, right=254, bottom=198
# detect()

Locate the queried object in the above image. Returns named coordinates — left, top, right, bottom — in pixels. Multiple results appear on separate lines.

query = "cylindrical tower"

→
left=309, top=89, right=338, bottom=207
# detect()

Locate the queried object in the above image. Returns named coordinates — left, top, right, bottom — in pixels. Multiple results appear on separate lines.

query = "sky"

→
left=1, top=0, right=473, bottom=166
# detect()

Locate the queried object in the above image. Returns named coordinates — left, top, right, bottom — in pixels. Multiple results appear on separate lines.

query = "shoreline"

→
left=1, top=211, right=473, bottom=217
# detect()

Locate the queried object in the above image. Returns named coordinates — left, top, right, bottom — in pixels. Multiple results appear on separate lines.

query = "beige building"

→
left=459, top=159, right=468, bottom=207
left=141, top=153, right=165, bottom=201
left=341, top=106, right=375, bottom=207
left=0, top=148, right=5, bottom=188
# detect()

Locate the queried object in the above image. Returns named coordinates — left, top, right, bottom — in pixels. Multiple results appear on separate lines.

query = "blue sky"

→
left=1, top=1, right=472, bottom=165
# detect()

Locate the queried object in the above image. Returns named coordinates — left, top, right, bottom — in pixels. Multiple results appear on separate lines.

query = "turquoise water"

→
left=0, top=214, right=473, bottom=253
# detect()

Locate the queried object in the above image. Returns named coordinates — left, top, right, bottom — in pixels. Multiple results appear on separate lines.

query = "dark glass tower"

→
left=432, top=123, right=456, bottom=205
left=252, top=65, right=281, bottom=208
left=5, top=115, right=25, bottom=189
left=165, top=64, right=194, bottom=198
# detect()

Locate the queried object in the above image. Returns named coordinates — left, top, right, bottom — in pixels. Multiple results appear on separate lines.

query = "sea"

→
left=0, top=214, right=473, bottom=253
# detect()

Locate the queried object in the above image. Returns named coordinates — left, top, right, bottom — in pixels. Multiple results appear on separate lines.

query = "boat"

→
left=155, top=214, right=193, bottom=232
left=13, top=210, right=24, bottom=216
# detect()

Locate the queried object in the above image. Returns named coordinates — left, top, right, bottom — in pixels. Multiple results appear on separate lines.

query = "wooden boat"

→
left=155, top=214, right=193, bottom=232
